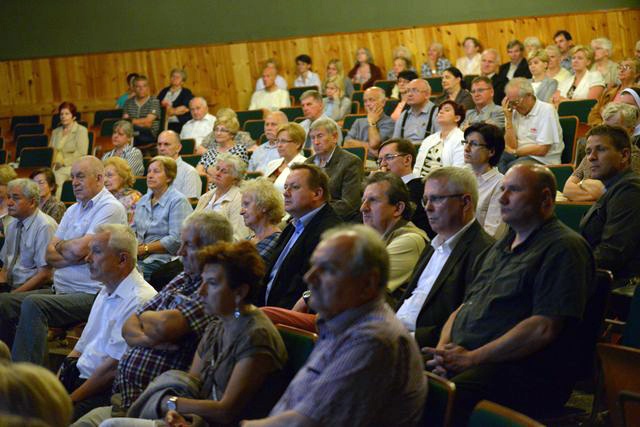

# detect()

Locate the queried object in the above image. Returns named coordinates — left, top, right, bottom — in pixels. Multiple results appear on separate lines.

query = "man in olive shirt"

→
left=425, top=164, right=595, bottom=424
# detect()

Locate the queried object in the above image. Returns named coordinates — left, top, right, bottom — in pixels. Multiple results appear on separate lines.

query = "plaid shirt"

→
left=123, top=96, right=161, bottom=137
left=255, top=231, right=281, bottom=265
left=102, top=144, right=145, bottom=176
left=114, top=272, right=212, bottom=408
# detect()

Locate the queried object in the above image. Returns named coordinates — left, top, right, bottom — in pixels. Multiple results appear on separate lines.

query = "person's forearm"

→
left=46, top=243, right=73, bottom=268
left=69, top=358, right=118, bottom=403
left=241, top=411, right=317, bottom=427
left=169, top=398, right=234, bottom=425
left=504, top=121, right=517, bottom=150
left=515, top=144, right=550, bottom=157
left=138, top=240, right=168, bottom=258
left=437, top=306, right=461, bottom=349
left=12, top=268, right=52, bottom=293
left=368, top=125, right=383, bottom=150
left=57, top=238, right=90, bottom=262
left=122, top=313, right=156, bottom=347
left=139, top=309, right=189, bottom=343
left=563, top=180, right=598, bottom=202
left=580, top=179, right=605, bottom=200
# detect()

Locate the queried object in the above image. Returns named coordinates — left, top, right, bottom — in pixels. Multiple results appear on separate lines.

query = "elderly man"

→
left=299, top=90, right=342, bottom=149
left=179, top=97, right=216, bottom=152
left=305, top=118, right=363, bottom=221
left=425, top=164, right=595, bottom=423
left=60, top=224, right=156, bottom=421
left=0, top=156, right=127, bottom=364
left=462, top=76, right=505, bottom=129
left=393, top=79, right=439, bottom=144
left=396, top=167, right=494, bottom=348
left=497, top=78, right=563, bottom=173
left=344, top=86, right=395, bottom=162
left=256, top=59, right=288, bottom=91
left=156, top=130, right=202, bottom=198
left=248, top=67, right=290, bottom=111
left=245, top=226, right=427, bottom=427
left=497, top=40, right=532, bottom=81
left=554, top=30, right=575, bottom=71
left=0, top=179, right=57, bottom=293
left=260, top=164, right=342, bottom=309
left=72, top=211, right=233, bottom=426
left=122, top=75, right=161, bottom=147
left=101, top=120, right=145, bottom=176
left=579, top=125, right=640, bottom=285
left=479, top=49, right=508, bottom=104
left=248, top=111, right=288, bottom=174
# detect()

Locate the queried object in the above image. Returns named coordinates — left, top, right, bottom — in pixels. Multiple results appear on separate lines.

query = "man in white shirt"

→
left=299, top=90, right=342, bottom=149
left=293, top=54, right=321, bottom=88
left=249, top=67, right=290, bottom=112
left=179, top=97, right=216, bottom=152
left=395, top=167, right=494, bottom=347
left=255, top=59, right=288, bottom=91
left=61, top=224, right=157, bottom=421
left=497, top=78, right=564, bottom=173
left=157, top=130, right=202, bottom=198
left=248, top=111, right=288, bottom=174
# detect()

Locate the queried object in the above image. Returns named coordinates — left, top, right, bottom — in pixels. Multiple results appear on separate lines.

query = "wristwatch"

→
left=144, top=244, right=149, bottom=255
left=167, top=396, right=179, bottom=412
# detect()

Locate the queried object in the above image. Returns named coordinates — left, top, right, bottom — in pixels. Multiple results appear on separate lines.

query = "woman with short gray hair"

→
left=591, top=37, right=618, bottom=87
left=101, top=120, right=144, bottom=176
left=157, top=68, right=194, bottom=133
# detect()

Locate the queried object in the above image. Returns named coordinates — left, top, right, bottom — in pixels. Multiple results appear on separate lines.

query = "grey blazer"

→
left=533, top=77, right=558, bottom=103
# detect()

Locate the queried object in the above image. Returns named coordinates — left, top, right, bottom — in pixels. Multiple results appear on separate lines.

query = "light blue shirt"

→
left=248, top=141, right=281, bottom=175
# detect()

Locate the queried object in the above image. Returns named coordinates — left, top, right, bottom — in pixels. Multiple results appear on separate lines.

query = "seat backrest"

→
left=469, top=400, right=544, bottom=427
left=289, top=85, right=319, bottom=105
left=87, top=132, right=94, bottom=155
left=547, top=164, right=574, bottom=190
left=133, top=176, right=148, bottom=194
left=342, top=114, right=367, bottom=131
left=16, top=134, right=48, bottom=158
left=181, top=154, right=202, bottom=168
left=622, top=284, right=640, bottom=348
left=421, top=371, right=456, bottom=427
left=0, top=150, right=6, bottom=164
left=276, top=324, right=317, bottom=376
left=60, top=180, right=75, bottom=203
left=384, top=99, right=399, bottom=116
left=100, top=118, right=120, bottom=137
left=426, top=77, right=444, bottom=94
left=559, top=116, right=579, bottom=164
left=18, top=147, right=53, bottom=168
left=353, top=83, right=362, bottom=91
left=558, top=99, right=597, bottom=124
left=374, top=80, right=395, bottom=97
left=351, top=100, right=360, bottom=114
left=180, top=138, right=196, bottom=155
left=14, top=123, right=45, bottom=140
left=236, top=110, right=264, bottom=128
left=93, top=109, right=123, bottom=127
left=10, top=115, right=39, bottom=131
left=351, top=91, right=365, bottom=110
left=554, top=202, right=592, bottom=232
left=344, top=146, right=367, bottom=163
left=242, top=119, right=266, bottom=141
left=597, top=343, right=640, bottom=427
left=279, top=107, right=304, bottom=122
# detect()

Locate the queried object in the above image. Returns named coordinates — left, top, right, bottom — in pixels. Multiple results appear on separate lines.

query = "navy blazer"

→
left=157, top=86, right=194, bottom=127
left=497, top=59, right=532, bottom=81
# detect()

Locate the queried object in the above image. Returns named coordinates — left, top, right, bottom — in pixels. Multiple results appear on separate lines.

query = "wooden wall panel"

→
left=0, top=8, right=638, bottom=126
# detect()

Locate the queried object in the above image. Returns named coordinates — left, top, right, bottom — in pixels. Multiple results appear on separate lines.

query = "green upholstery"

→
left=19, top=147, right=53, bottom=168
left=14, top=123, right=45, bottom=140
left=200, top=175, right=207, bottom=195
left=100, top=118, right=120, bottom=137
left=0, top=150, right=6, bottom=164
left=555, top=202, right=591, bottom=232
left=426, top=77, right=443, bottom=94
left=548, top=165, right=573, bottom=190
left=236, top=110, right=263, bottom=127
left=246, top=171, right=263, bottom=180
left=289, top=85, right=319, bottom=105
left=384, top=99, right=399, bottom=116
left=133, top=177, right=148, bottom=194
left=344, top=146, right=366, bottom=162
left=421, top=371, right=455, bottom=427
left=558, top=99, right=597, bottom=123
left=469, top=401, right=543, bottom=426
left=60, top=181, right=75, bottom=203
left=463, top=74, right=479, bottom=90
left=622, top=285, right=640, bottom=348
left=243, top=119, right=265, bottom=141
left=93, top=109, right=123, bottom=127
left=180, top=138, right=196, bottom=155
left=280, top=107, right=304, bottom=122
left=351, top=91, right=365, bottom=112
left=181, top=154, right=202, bottom=168
left=277, top=325, right=316, bottom=376
left=10, top=115, right=39, bottom=131
left=16, top=134, right=48, bottom=158
left=342, top=114, right=367, bottom=130
left=559, top=116, right=579, bottom=164
left=353, top=83, right=362, bottom=91
left=374, top=80, right=395, bottom=97
left=87, top=131, right=94, bottom=155
left=351, top=101, right=360, bottom=114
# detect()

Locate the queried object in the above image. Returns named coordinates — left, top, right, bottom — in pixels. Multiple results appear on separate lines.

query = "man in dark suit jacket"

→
left=259, top=164, right=342, bottom=308
left=579, top=125, right=640, bottom=284
left=305, top=118, right=363, bottom=221
left=497, top=40, right=532, bottom=81
left=395, top=166, right=494, bottom=347
left=480, top=49, right=509, bottom=105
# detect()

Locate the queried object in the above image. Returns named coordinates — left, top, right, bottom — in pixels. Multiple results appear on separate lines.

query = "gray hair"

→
left=602, top=102, right=640, bottom=130
left=310, top=117, right=339, bottom=136
left=321, top=224, right=389, bottom=290
left=189, top=97, right=208, bottom=108
left=591, top=37, right=613, bottom=55
left=215, top=153, right=247, bottom=183
left=7, top=178, right=40, bottom=205
left=425, top=166, right=479, bottom=210
left=429, top=42, right=444, bottom=56
left=183, top=211, right=233, bottom=245
left=74, top=156, right=105, bottom=178
left=94, top=223, right=138, bottom=259
left=300, top=89, right=323, bottom=103
left=505, top=77, right=535, bottom=98
left=240, top=178, right=285, bottom=225
left=482, top=48, right=501, bottom=64
left=524, top=36, right=543, bottom=49
left=170, top=68, right=187, bottom=83
left=266, top=110, right=288, bottom=123
left=364, top=86, right=386, bottom=101
left=545, top=44, right=561, bottom=56
left=113, top=120, right=134, bottom=139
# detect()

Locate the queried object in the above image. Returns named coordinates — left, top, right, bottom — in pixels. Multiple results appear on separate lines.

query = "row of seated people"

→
left=0, top=113, right=639, bottom=425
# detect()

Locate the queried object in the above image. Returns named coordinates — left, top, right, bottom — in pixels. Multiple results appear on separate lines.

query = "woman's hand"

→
left=166, top=410, right=190, bottom=427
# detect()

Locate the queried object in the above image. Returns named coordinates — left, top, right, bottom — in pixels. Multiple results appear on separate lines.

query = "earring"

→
left=234, top=302, right=241, bottom=319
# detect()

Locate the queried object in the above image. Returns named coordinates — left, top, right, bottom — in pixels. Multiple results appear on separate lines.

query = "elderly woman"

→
left=348, top=47, right=383, bottom=90
left=322, top=77, right=351, bottom=121
left=0, top=165, right=17, bottom=239
left=133, top=156, right=193, bottom=280
left=527, top=49, right=558, bottom=102
left=99, top=241, right=287, bottom=427
left=240, top=178, right=285, bottom=263
left=463, top=122, right=507, bottom=237
left=386, top=46, right=415, bottom=80
left=413, top=100, right=466, bottom=177
left=588, top=58, right=640, bottom=127
left=524, top=36, right=543, bottom=56
left=201, top=107, right=254, bottom=154
left=556, top=45, right=605, bottom=102
left=197, top=115, right=249, bottom=176
left=29, top=168, right=66, bottom=223
left=325, top=58, right=354, bottom=98
left=51, top=101, right=89, bottom=195
left=157, top=68, right=194, bottom=132
left=456, top=37, right=482, bottom=76
left=197, top=153, right=251, bottom=241
left=434, top=67, right=474, bottom=111
left=545, top=44, right=572, bottom=84
left=265, top=122, right=307, bottom=192
left=422, top=42, right=452, bottom=78
left=103, top=157, right=142, bottom=225
left=101, top=120, right=144, bottom=176
left=591, top=38, right=619, bottom=87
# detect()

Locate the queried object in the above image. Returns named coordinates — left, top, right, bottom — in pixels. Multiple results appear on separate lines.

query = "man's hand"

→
left=436, top=343, right=478, bottom=374
left=422, top=347, right=448, bottom=377
left=166, top=410, right=190, bottom=427
left=501, top=97, right=512, bottom=120
left=367, top=103, right=384, bottom=125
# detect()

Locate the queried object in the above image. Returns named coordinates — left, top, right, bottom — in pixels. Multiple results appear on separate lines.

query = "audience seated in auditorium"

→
left=259, top=164, right=342, bottom=308
left=0, top=166, right=17, bottom=239
left=463, top=123, right=507, bottom=237
left=344, top=86, right=394, bottom=162
left=240, top=178, right=285, bottom=263
left=60, top=224, right=156, bottom=421
left=386, top=45, right=415, bottom=80
left=324, top=58, right=354, bottom=98
left=157, top=68, right=194, bottom=133
left=71, top=211, right=233, bottom=426
left=51, top=101, right=90, bottom=195
left=554, top=30, right=575, bottom=72
left=101, top=120, right=145, bottom=176
left=29, top=168, right=66, bottom=223
left=462, top=76, right=505, bottom=129
left=197, top=115, right=250, bottom=177
left=103, top=157, right=142, bottom=225
left=298, top=90, right=342, bottom=148
left=425, top=163, right=595, bottom=425
left=545, top=44, right=573, bottom=85
left=255, top=58, right=288, bottom=91
left=527, top=49, right=558, bottom=103
left=413, top=100, right=466, bottom=177
left=322, top=77, right=351, bottom=121
left=246, top=226, right=426, bottom=427
left=122, top=75, right=161, bottom=148
left=293, top=54, right=321, bottom=88
left=179, top=97, right=216, bottom=154
left=591, top=37, right=619, bottom=87
left=498, top=78, right=563, bottom=173
left=248, top=111, right=288, bottom=174
left=196, top=153, right=251, bottom=241
left=156, top=130, right=202, bottom=198
left=422, top=42, right=452, bottom=78
left=116, top=72, right=139, bottom=109
left=498, top=40, right=532, bottom=81
left=396, top=167, right=494, bottom=347
left=305, top=118, right=364, bottom=221
left=348, top=47, right=383, bottom=90
left=588, top=58, right=640, bottom=127
left=0, top=179, right=57, bottom=293
left=523, top=36, right=543, bottom=56
left=456, top=37, right=482, bottom=76
left=393, top=78, right=440, bottom=143
left=434, top=66, right=475, bottom=111
left=480, top=48, right=508, bottom=104
left=265, top=122, right=307, bottom=192
left=0, top=156, right=127, bottom=365
left=555, top=45, right=606, bottom=103
left=390, top=70, right=419, bottom=120
left=249, top=67, right=291, bottom=112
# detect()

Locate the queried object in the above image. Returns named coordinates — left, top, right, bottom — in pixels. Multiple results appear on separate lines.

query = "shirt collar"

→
left=401, top=173, right=419, bottom=183
left=81, top=186, right=109, bottom=210
left=603, top=168, right=633, bottom=189
left=295, top=203, right=326, bottom=230
left=477, top=167, right=500, bottom=183
left=17, top=209, right=40, bottom=231
left=314, top=146, right=337, bottom=167
left=105, top=268, right=139, bottom=299
left=498, top=216, right=556, bottom=254
left=431, top=218, right=475, bottom=251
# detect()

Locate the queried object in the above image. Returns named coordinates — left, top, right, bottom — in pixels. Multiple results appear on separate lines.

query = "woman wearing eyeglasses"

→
left=264, top=123, right=307, bottom=192
left=196, top=116, right=249, bottom=178
left=588, top=58, right=640, bottom=127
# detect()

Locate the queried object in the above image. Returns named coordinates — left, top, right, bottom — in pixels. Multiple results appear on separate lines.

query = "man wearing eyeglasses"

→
left=462, top=77, right=505, bottom=130
left=393, top=79, right=440, bottom=144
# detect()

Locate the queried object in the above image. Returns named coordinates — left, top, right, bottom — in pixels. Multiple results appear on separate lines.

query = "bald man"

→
left=248, top=111, right=288, bottom=174
left=157, top=130, right=202, bottom=198
left=180, top=97, right=217, bottom=151
left=249, top=67, right=291, bottom=111
left=392, top=79, right=440, bottom=144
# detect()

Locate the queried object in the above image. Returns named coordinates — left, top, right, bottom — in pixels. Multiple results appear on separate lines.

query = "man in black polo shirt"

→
left=425, top=163, right=595, bottom=425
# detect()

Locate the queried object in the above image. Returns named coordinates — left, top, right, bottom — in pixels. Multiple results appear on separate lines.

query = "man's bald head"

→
left=71, top=156, right=105, bottom=202
left=264, top=111, right=289, bottom=141
left=363, top=86, right=386, bottom=113
left=157, top=130, right=182, bottom=159
left=189, top=97, right=209, bottom=120
left=406, top=79, right=431, bottom=108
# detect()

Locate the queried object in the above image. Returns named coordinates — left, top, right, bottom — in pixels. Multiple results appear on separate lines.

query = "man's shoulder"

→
left=334, top=146, right=362, bottom=164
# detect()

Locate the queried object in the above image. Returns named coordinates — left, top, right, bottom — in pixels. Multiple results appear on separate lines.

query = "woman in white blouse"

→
left=545, top=45, right=572, bottom=84
left=265, top=123, right=307, bottom=192
left=591, top=37, right=619, bottom=87
left=455, top=37, right=482, bottom=76
left=413, top=100, right=466, bottom=177
left=555, top=45, right=605, bottom=103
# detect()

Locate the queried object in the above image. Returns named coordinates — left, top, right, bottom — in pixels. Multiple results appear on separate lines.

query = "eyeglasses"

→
left=214, top=128, right=230, bottom=133
left=461, top=140, right=488, bottom=148
left=407, top=88, right=427, bottom=94
left=470, top=88, right=490, bottom=94
left=376, top=153, right=407, bottom=165
left=618, top=64, right=633, bottom=71
left=276, top=138, right=296, bottom=144
left=421, top=193, right=465, bottom=208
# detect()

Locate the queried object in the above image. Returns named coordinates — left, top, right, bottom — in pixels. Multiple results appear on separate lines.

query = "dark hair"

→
left=29, top=168, right=58, bottom=193
left=289, top=163, right=331, bottom=202
left=398, top=70, right=419, bottom=82
left=296, top=54, right=312, bottom=65
left=463, top=37, right=483, bottom=51
left=365, top=172, right=414, bottom=219
left=553, top=30, right=573, bottom=41
left=464, top=122, right=506, bottom=166
left=393, top=56, right=412, bottom=69
left=471, top=76, right=494, bottom=88
left=587, top=124, right=631, bottom=152
left=438, top=100, right=466, bottom=126
left=197, top=241, right=265, bottom=305
left=379, top=138, right=417, bottom=167
left=443, top=66, right=465, bottom=89
left=507, top=40, right=525, bottom=51
left=58, top=102, right=78, bottom=119
left=126, top=73, right=140, bottom=85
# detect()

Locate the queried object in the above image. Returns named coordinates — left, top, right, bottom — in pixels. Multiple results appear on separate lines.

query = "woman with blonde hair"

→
left=527, top=49, right=558, bottom=102
left=200, top=107, right=254, bottom=154
left=588, top=58, right=640, bottom=126
left=545, top=44, right=572, bottom=84
left=197, top=114, right=249, bottom=176
left=322, top=77, right=351, bottom=121
left=555, top=45, right=605, bottom=102
left=103, top=157, right=142, bottom=224
left=422, top=42, right=452, bottom=77
left=325, top=58, right=354, bottom=97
